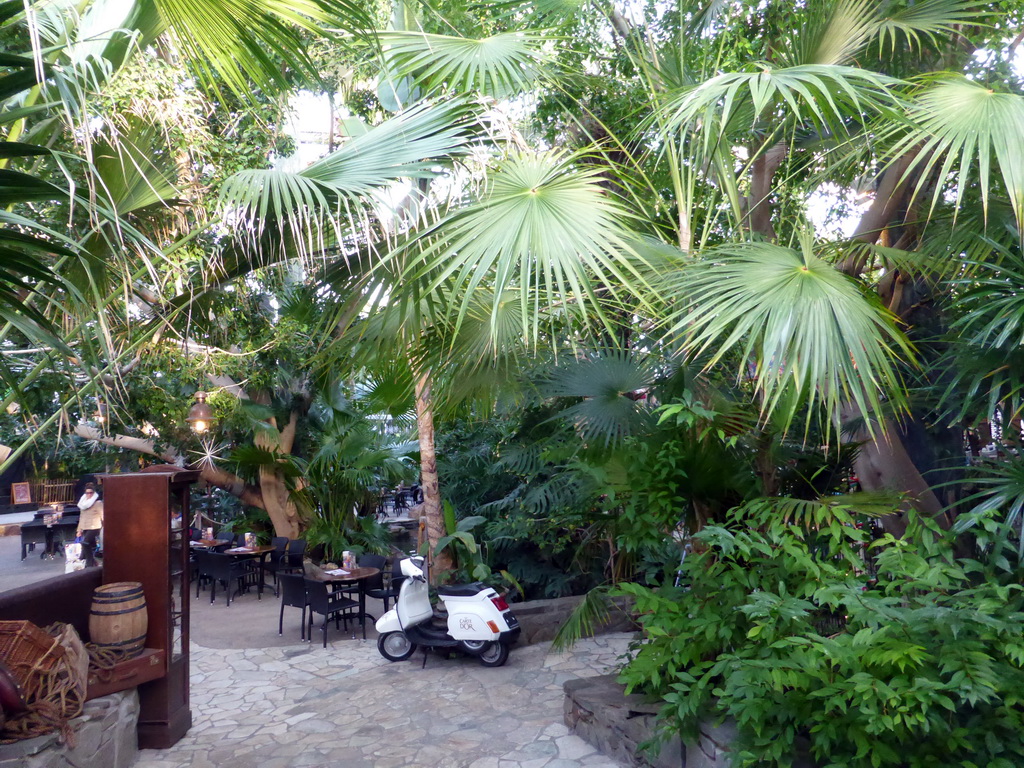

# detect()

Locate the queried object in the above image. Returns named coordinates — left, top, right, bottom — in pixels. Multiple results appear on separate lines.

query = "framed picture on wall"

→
left=11, top=482, right=31, bottom=505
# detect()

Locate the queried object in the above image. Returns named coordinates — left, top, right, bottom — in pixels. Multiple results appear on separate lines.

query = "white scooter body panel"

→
left=374, top=607, right=402, bottom=634
left=396, top=573, right=434, bottom=627
left=447, top=609, right=498, bottom=640
left=375, top=558, right=519, bottom=645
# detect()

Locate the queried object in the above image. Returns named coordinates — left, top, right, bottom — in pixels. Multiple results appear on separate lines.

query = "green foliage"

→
left=221, top=505, right=274, bottom=541
left=617, top=498, right=1024, bottom=768
left=304, top=510, right=390, bottom=563
left=434, top=502, right=520, bottom=591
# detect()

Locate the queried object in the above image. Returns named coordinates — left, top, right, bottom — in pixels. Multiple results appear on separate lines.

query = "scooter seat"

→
left=436, top=582, right=486, bottom=597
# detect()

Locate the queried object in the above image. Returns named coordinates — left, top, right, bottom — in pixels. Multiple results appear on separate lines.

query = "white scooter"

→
left=375, top=557, right=520, bottom=667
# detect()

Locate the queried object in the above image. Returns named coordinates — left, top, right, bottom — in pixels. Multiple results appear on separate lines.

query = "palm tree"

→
left=375, top=0, right=1024, bottom=533
left=0, top=0, right=381, bottom=470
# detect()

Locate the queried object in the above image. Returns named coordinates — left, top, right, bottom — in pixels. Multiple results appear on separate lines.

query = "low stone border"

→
left=513, top=594, right=636, bottom=645
left=564, top=674, right=683, bottom=768
left=0, top=690, right=139, bottom=768
left=564, top=675, right=819, bottom=768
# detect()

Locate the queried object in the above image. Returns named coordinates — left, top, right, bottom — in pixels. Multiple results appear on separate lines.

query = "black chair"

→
left=304, top=579, right=359, bottom=648
left=194, top=550, right=247, bottom=606
left=280, top=539, right=306, bottom=576
left=263, top=536, right=291, bottom=595
left=277, top=573, right=308, bottom=641
left=365, top=556, right=405, bottom=613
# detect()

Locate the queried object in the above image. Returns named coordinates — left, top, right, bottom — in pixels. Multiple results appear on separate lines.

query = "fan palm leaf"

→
left=780, top=0, right=984, bottom=67
left=473, top=0, right=586, bottom=26
left=379, top=30, right=554, bottom=99
left=661, top=235, right=913, bottom=433
left=886, top=76, right=1024, bottom=233
left=133, top=0, right=374, bottom=96
left=218, top=101, right=475, bottom=258
left=942, top=246, right=1024, bottom=421
left=952, top=457, right=1024, bottom=556
left=873, top=0, right=985, bottom=53
left=782, top=0, right=880, bottom=67
left=659, top=64, right=902, bottom=149
left=92, top=118, right=179, bottom=214
left=541, top=349, right=657, bottom=448
left=404, top=149, right=654, bottom=343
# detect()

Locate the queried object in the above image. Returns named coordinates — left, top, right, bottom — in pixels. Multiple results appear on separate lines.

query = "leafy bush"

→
left=617, top=497, right=1024, bottom=768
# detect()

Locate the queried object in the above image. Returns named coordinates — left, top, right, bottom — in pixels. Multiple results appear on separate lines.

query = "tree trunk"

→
left=833, top=149, right=958, bottom=527
left=414, top=369, right=451, bottom=581
left=745, top=143, right=786, bottom=240
left=846, top=417, right=946, bottom=536
left=254, top=412, right=304, bottom=539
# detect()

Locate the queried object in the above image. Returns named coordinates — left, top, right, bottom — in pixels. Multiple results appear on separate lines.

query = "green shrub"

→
left=616, top=497, right=1024, bottom=768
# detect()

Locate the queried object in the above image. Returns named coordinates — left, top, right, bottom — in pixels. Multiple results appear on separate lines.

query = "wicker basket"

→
left=0, top=620, right=84, bottom=743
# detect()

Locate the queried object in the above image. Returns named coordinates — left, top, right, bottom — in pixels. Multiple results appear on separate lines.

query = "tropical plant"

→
left=367, top=0, right=1024, bottom=536
left=617, top=498, right=1024, bottom=768
left=291, top=390, right=417, bottom=558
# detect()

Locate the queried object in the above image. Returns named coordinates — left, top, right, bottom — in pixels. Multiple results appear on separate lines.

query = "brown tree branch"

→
left=72, top=424, right=264, bottom=508
left=746, top=142, right=787, bottom=240
left=205, top=373, right=251, bottom=400
left=840, top=152, right=920, bottom=275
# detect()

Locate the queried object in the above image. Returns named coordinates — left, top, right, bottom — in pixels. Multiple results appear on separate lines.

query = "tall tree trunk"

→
left=414, top=369, right=451, bottom=581
left=834, top=151, right=958, bottom=527
left=254, top=411, right=304, bottom=539
left=845, top=415, right=946, bottom=536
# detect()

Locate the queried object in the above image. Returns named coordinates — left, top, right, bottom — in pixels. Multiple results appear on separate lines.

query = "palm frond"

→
left=783, top=0, right=879, bottom=67
left=887, top=76, right=1024, bottom=232
left=149, top=0, right=373, bottom=96
left=874, top=0, right=985, bottom=53
left=92, top=118, right=179, bottom=214
left=551, top=585, right=613, bottom=651
left=405, top=149, right=654, bottom=343
left=952, top=458, right=1024, bottom=556
left=380, top=30, right=554, bottom=99
left=659, top=64, right=902, bottom=146
left=469, top=0, right=586, bottom=26
left=662, top=236, right=913, bottom=434
left=942, top=246, right=1024, bottom=421
left=541, top=350, right=656, bottom=448
left=219, top=101, right=475, bottom=258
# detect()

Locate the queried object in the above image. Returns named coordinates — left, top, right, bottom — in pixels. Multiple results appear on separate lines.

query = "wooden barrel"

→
left=89, top=582, right=148, bottom=659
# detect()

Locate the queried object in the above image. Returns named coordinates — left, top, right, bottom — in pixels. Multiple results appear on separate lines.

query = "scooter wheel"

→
left=477, top=642, right=509, bottom=667
left=377, top=632, right=417, bottom=662
left=458, top=639, right=488, bottom=655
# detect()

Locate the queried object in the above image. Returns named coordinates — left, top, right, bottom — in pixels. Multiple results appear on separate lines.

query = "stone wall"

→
left=564, top=674, right=816, bottom=768
left=0, top=690, right=139, bottom=768
left=514, top=594, right=636, bottom=645
left=564, top=674, right=683, bottom=768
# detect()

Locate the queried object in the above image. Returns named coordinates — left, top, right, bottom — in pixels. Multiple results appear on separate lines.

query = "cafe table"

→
left=189, top=539, right=229, bottom=550
left=20, top=513, right=79, bottom=560
left=311, top=566, right=381, bottom=639
left=221, top=545, right=276, bottom=600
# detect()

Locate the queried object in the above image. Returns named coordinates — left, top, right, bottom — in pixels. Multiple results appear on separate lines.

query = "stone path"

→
left=132, top=633, right=632, bottom=768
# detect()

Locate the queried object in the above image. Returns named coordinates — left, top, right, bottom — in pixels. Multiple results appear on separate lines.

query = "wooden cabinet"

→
left=99, top=467, right=199, bottom=749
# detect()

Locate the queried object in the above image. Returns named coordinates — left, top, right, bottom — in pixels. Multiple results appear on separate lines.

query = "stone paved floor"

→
left=132, top=633, right=632, bottom=768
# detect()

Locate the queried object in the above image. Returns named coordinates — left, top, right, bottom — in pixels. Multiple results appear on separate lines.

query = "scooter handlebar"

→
left=400, top=557, right=425, bottom=580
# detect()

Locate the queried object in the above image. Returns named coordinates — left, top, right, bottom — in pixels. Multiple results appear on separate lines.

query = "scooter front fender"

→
left=375, top=608, right=403, bottom=635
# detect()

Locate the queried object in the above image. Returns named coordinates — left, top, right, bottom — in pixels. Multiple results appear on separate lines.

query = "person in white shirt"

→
left=76, top=483, right=104, bottom=567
